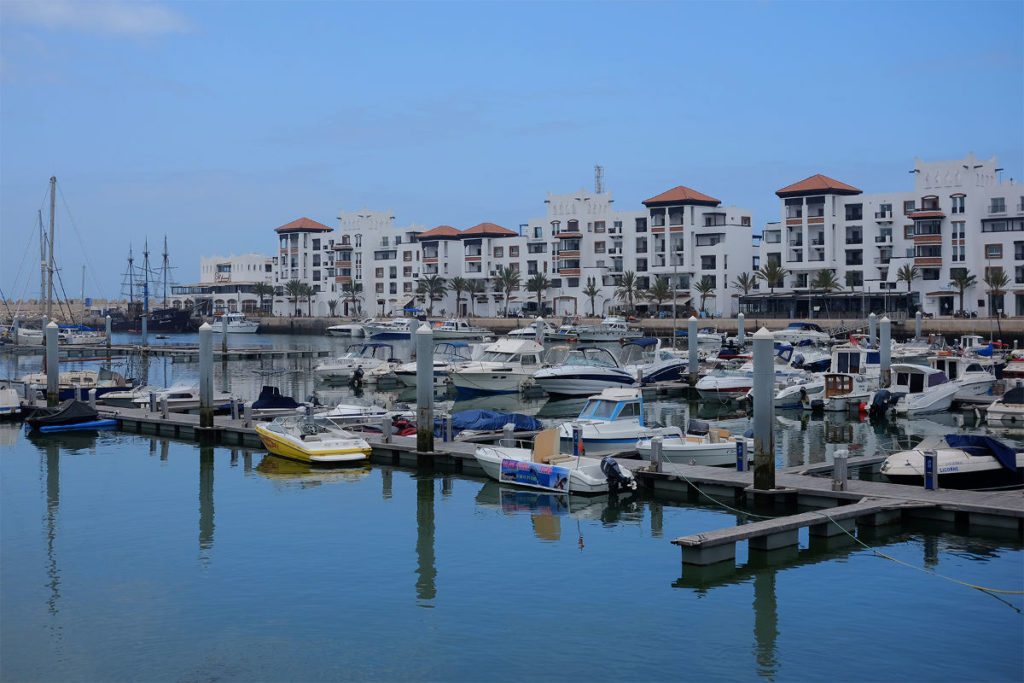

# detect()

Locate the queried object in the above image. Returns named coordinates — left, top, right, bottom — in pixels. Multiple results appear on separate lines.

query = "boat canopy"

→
left=786, top=322, right=824, bottom=332
left=944, top=434, right=1018, bottom=472
left=623, top=337, right=659, bottom=349
left=433, top=409, right=541, bottom=437
left=252, top=386, right=302, bottom=410
left=1000, top=387, right=1024, bottom=405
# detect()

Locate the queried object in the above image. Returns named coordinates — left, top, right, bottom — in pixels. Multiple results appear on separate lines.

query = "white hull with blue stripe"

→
left=555, top=387, right=683, bottom=456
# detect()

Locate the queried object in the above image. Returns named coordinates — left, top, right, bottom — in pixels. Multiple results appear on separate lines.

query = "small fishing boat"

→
left=255, top=415, right=371, bottom=464
left=313, top=343, right=399, bottom=382
left=19, top=368, right=128, bottom=401
left=636, top=419, right=753, bottom=467
left=880, top=434, right=1023, bottom=489
left=0, top=383, right=22, bottom=419
left=985, top=387, right=1024, bottom=425
left=129, top=384, right=236, bottom=412
left=555, top=387, right=683, bottom=456
left=774, top=376, right=825, bottom=410
left=544, top=315, right=584, bottom=341
left=533, top=346, right=637, bottom=398
left=210, top=312, right=259, bottom=333
left=868, top=364, right=960, bottom=417
left=473, top=429, right=636, bottom=494
left=24, top=400, right=117, bottom=433
left=508, top=321, right=555, bottom=338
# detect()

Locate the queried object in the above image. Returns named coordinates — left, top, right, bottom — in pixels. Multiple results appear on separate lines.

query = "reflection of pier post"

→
left=650, top=502, right=663, bottom=538
left=441, top=476, right=453, bottom=498
left=752, top=571, right=779, bottom=678
left=415, top=478, right=436, bottom=602
left=199, top=445, right=215, bottom=559
left=382, top=467, right=393, bottom=499
left=44, top=439, right=62, bottom=617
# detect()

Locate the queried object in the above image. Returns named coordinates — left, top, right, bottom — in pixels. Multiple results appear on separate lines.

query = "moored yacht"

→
left=394, top=341, right=475, bottom=387
left=928, top=354, right=998, bottom=405
left=555, top=387, right=683, bottom=455
left=450, top=338, right=545, bottom=396
left=574, top=315, right=643, bottom=342
left=210, top=312, right=259, bottom=333
left=363, top=317, right=416, bottom=339
left=868, top=364, right=960, bottom=417
left=772, top=322, right=830, bottom=346
left=880, top=434, right=1023, bottom=489
left=619, top=337, right=688, bottom=384
left=636, top=419, right=753, bottom=467
left=431, top=319, right=491, bottom=340
left=532, top=346, right=637, bottom=398
left=326, top=318, right=372, bottom=337
left=313, top=343, right=398, bottom=381
left=985, top=387, right=1024, bottom=425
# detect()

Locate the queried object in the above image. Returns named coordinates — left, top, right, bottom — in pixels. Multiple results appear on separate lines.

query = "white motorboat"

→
left=636, top=419, right=753, bottom=467
left=211, top=312, right=259, bottom=333
left=326, top=318, right=372, bottom=337
left=313, top=343, right=399, bottom=382
left=19, top=368, right=128, bottom=402
left=574, top=316, right=642, bottom=342
left=678, top=327, right=725, bottom=348
left=363, top=317, right=416, bottom=339
left=533, top=346, right=637, bottom=398
left=508, top=321, right=556, bottom=338
left=772, top=322, right=831, bottom=346
left=323, top=400, right=415, bottom=426
left=0, top=383, right=21, bottom=419
left=544, top=315, right=584, bottom=341
left=431, top=319, right=491, bottom=341
left=255, top=415, right=371, bottom=464
left=774, top=376, right=825, bottom=409
left=928, top=354, right=997, bottom=405
left=619, top=337, right=688, bottom=384
left=880, top=434, right=1023, bottom=489
left=450, top=338, right=545, bottom=396
left=100, top=385, right=163, bottom=408
left=14, top=328, right=44, bottom=345
left=129, top=384, right=236, bottom=412
left=473, top=429, right=636, bottom=495
left=696, top=368, right=754, bottom=401
left=789, top=344, right=831, bottom=373
left=394, top=341, right=475, bottom=387
left=555, top=387, right=683, bottom=456
left=868, top=364, right=960, bottom=417
left=818, top=373, right=876, bottom=412
left=986, top=387, right=1024, bottom=425
left=58, top=327, right=105, bottom=345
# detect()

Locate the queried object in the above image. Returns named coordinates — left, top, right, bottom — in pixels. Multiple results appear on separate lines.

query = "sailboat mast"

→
left=142, top=239, right=150, bottom=314
left=39, top=210, right=46, bottom=309
left=47, top=176, right=56, bottom=319
left=162, top=235, right=169, bottom=304
left=127, top=245, right=135, bottom=305
left=81, top=265, right=86, bottom=320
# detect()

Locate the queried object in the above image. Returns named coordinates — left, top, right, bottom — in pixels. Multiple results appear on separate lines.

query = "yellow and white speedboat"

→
left=255, top=416, right=372, bottom=464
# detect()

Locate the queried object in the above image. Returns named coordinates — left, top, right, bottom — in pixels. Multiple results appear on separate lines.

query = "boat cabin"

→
left=545, top=346, right=620, bottom=368
left=929, top=355, right=994, bottom=382
left=831, top=345, right=881, bottom=374
left=576, top=388, right=645, bottom=425
left=825, top=374, right=856, bottom=398
left=476, top=338, right=544, bottom=365
left=356, top=343, right=396, bottom=361
left=891, top=364, right=949, bottom=394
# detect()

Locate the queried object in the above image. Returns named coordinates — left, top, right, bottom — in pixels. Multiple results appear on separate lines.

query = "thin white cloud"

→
left=4, top=0, right=192, bottom=36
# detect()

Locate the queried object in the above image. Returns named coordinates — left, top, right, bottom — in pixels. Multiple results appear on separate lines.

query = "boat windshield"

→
left=572, top=349, right=617, bottom=367
left=480, top=351, right=515, bottom=362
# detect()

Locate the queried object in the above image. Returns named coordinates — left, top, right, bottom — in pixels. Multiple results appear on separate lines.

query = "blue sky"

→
left=2, top=0, right=1021, bottom=301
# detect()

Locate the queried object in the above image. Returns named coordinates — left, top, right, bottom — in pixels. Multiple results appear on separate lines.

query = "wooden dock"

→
left=7, top=343, right=331, bottom=362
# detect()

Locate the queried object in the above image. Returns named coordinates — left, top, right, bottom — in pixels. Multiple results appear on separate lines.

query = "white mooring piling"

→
left=415, top=323, right=435, bottom=453
left=736, top=313, right=745, bottom=345
left=88, top=388, right=97, bottom=409
left=533, top=316, right=545, bottom=346
left=915, top=310, right=922, bottom=340
left=879, top=316, right=891, bottom=388
left=45, top=322, right=59, bottom=407
left=105, top=315, right=112, bottom=348
left=752, top=327, right=776, bottom=491
left=198, top=322, right=213, bottom=428
left=650, top=436, right=663, bottom=473
left=688, top=316, right=699, bottom=385
left=868, top=312, right=876, bottom=346
left=832, top=448, right=849, bottom=492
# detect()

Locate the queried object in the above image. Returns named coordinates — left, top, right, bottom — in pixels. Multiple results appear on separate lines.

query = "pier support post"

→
left=868, top=312, right=876, bottom=346
left=149, top=392, right=157, bottom=412
left=923, top=449, right=939, bottom=490
left=198, top=322, right=213, bottom=428
left=243, top=402, right=252, bottom=427
left=688, top=316, right=699, bottom=386
left=380, top=415, right=392, bottom=443
left=415, top=323, right=434, bottom=454
left=141, top=315, right=148, bottom=347
left=230, top=399, right=239, bottom=421
left=74, top=386, right=82, bottom=402
left=88, top=388, right=97, bottom=409
left=832, top=448, right=848, bottom=492
left=105, top=315, right=112, bottom=348
left=915, top=311, right=922, bottom=340
left=879, top=316, right=891, bottom=388
left=534, top=316, right=545, bottom=346
left=160, top=395, right=169, bottom=419
left=736, top=313, right=745, bottom=345
left=222, top=314, right=228, bottom=352
left=650, top=436, right=663, bottom=473
left=572, top=423, right=582, bottom=456
left=752, top=327, right=775, bottom=491
left=45, top=321, right=59, bottom=407
left=503, top=423, right=514, bottom=447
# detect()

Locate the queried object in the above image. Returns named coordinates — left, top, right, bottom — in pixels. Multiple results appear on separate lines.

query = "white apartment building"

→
left=753, top=153, right=1022, bottom=318
left=169, top=253, right=273, bottom=315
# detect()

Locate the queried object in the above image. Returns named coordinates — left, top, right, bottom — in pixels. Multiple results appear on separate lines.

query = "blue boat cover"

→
left=38, top=419, right=118, bottom=433
left=251, top=385, right=301, bottom=410
left=944, top=434, right=1018, bottom=472
left=975, top=343, right=994, bottom=357
left=433, top=409, right=542, bottom=437
left=624, top=337, right=659, bottom=348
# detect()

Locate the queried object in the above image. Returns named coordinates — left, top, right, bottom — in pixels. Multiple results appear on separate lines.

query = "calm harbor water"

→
left=2, top=332, right=1023, bottom=681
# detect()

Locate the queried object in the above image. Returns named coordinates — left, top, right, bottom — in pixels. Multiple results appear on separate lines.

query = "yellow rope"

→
left=667, top=467, right=1024, bottom=598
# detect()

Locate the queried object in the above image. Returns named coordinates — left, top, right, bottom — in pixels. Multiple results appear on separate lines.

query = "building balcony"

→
left=846, top=238, right=863, bottom=245
left=875, top=234, right=892, bottom=243
left=556, top=231, right=583, bottom=239
left=558, top=268, right=581, bottom=276
left=789, top=239, right=803, bottom=247
left=465, top=249, right=483, bottom=257
left=873, top=257, right=891, bottom=265
left=914, top=257, right=942, bottom=266
left=788, top=254, right=804, bottom=263
left=808, top=254, right=824, bottom=262
left=874, top=211, right=893, bottom=221
left=909, top=210, right=946, bottom=219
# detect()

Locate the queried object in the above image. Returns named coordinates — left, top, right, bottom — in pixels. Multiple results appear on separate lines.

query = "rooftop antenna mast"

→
left=594, top=165, right=604, bottom=194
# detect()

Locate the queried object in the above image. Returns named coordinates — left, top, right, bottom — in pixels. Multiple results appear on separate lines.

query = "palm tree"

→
left=614, top=270, right=641, bottom=315
left=340, top=281, right=363, bottom=317
left=327, top=298, right=339, bottom=316
left=811, top=269, right=843, bottom=293
left=284, top=279, right=304, bottom=316
left=731, top=272, right=757, bottom=297
left=582, top=277, right=601, bottom=317
left=645, top=276, right=672, bottom=315
left=466, top=278, right=487, bottom=317
left=416, top=274, right=448, bottom=317
left=896, top=263, right=919, bottom=292
left=755, top=262, right=788, bottom=294
left=449, top=276, right=469, bottom=317
left=526, top=273, right=551, bottom=315
left=949, top=269, right=977, bottom=316
left=493, top=265, right=520, bottom=316
left=694, top=276, right=716, bottom=314
left=301, top=283, right=316, bottom=316
left=844, top=271, right=859, bottom=292
left=984, top=267, right=1009, bottom=317
left=252, top=282, right=274, bottom=315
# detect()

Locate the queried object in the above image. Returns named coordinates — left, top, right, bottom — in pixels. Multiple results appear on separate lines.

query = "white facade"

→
left=169, top=253, right=273, bottom=314
left=757, top=153, right=1023, bottom=317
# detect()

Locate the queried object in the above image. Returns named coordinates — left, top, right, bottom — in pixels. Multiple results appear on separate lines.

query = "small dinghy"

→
left=880, top=434, right=1024, bottom=489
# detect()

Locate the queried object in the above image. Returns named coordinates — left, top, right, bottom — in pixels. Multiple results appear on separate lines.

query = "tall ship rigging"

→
left=115, top=237, right=195, bottom=332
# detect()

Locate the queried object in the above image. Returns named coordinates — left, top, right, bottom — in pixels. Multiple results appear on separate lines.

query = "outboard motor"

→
left=810, top=398, right=825, bottom=414
left=348, top=366, right=365, bottom=389
left=868, top=389, right=897, bottom=420
left=600, top=456, right=637, bottom=494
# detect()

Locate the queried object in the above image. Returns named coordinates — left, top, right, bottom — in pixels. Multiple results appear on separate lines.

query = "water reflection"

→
left=199, top=445, right=214, bottom=561
left=254, top=455, right=371, bottom=488
left=415, top=476, right=436, bottom=604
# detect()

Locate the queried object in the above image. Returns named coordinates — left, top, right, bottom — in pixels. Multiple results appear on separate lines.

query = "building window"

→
left=1016, top=265, right=1024, bottom=285
left=494, top=246, right=504, bottom=258
left=403, top=251, right=412, bottom=261
left=533, top=226, right=543, bottom=239
left=844, top=204, right=863, bottom=221
left=527, top=260, right=537, bottom=275
left=404, top=282, right=412, bottom=292
left=741, top=216, right=751, bottom=227
left=764, top=230, right=781, bottom=244
left=985, top=244, right=1002, bottom=259
left=990, top=198, right=1006, bottom=214
left=403, top=266, right=412, bottom=277
left=636, top=237, right=648, bottom=253
left=668, top=208, right=685, bottom=226
left=914, top=245, right=942, bottom=258
left=785, top=198, right=803, bottom=219
left=846, top=249, right=863, bottom=266
left=510, top=246, right=519, bottom=257
left=567, top=278, right=579, bottom=288
left=1015, top=241, right=1024, bottom=260
left=375, top=283, right=384, bottom=293
left=903, top=200, right=916, bottom=214
left=389, top=266, right=397, bottom=278
left=951, top=195, right=965, bottom=214
left=635, top=217, right=648, bottom=232
left=375, top=268, right=384, bottom=278
left=845, top=227, right=862, bottom=244
left=904, top=224, right=915, bottom=239
left=389, top=283, right=397, bottom=294
left=921, top=268, right=940, bottom=281
left=528, top=243, right=546, bottom=254
left=594, top=221, right=605, bottom=233
left=594, top=241, right=606, bottom=254
left=700, top=255, right=716, bottom=270
left=915, top=220, right=942, bottom=236
left=636, top=258, right=648, bottom=272
left=951, top=221, right=966, bottom=239
left=613, top=221, right=622, bottom=229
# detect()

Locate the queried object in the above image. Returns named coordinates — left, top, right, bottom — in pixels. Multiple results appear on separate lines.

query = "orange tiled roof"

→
left=776, top=174, right=861, bottom=197
left=274, top=217, right=333, bottom=233
left=643, top=185, right=720, bottom=206
left=417, top=225, right=462, bottom=239
left=462, top=222, right=518, bottom=236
